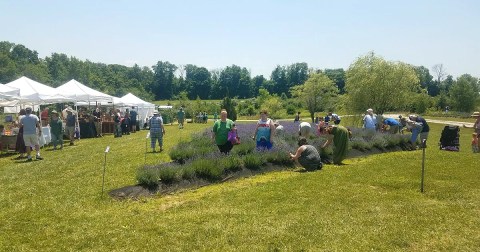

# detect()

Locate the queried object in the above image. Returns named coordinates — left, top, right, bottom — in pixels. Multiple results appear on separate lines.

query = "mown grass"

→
left=0, top=122, right=479, bottom=251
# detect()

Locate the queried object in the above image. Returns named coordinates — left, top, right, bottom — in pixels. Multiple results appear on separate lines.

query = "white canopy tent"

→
left=56, top=79, right=114, bottom=103
left=120, top=93, right=156, bottom=127
left=0, top=84, right=20, bottom=101
left=4, top=76, right=72, bottom=105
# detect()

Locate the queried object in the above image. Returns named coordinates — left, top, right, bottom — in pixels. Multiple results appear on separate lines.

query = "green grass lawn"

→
left=1, top=122, right=479, bottom=251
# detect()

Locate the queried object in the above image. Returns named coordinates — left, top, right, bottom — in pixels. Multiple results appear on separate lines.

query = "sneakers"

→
left=26, top=157, right=33, bottom=162
left=36, top=155, right=43, bottom=160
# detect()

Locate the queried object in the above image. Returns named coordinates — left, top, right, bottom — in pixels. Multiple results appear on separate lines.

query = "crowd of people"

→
left=361, top=108, right=431, bottom=145
left=6, top=105, right=142, bottom=161
left=6, top=104, right=480, bottom=165
left=207, top=107, right=480, bottom=171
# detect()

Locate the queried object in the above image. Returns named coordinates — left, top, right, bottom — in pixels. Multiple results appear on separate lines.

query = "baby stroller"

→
left=439, top=125, right=460, bottom=151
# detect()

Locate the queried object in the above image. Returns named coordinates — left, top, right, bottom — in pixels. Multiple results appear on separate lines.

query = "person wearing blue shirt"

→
left=383, top=117, right=400, bottom=134
left=410, top=115, right=429, bottom=142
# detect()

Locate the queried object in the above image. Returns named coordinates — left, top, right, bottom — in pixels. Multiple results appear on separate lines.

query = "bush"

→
left=231, top=140, right=255, bottom=156
left=136, top=168, right=159, bottom=189
left=158, top=167, right=179, bottom=184
left=350, top=138, right=372, bottom=151
left=192, top=159, right=224, bottom=181
left=243, top=153, right=265, bottom=170
left=371, top=135, right=388, bottom=150
left=180, top=165, right=196, bottom=180
left=169, top=143, right=196, bottom=163
left=222, top=155, right=243, bottom=172
left=286, top=104, right=297, bottom=115
left=265, top=150, right=294, bottom=166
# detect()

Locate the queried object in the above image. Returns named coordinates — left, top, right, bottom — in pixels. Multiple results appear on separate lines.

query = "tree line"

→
left=1, top=41, right=478, bottom=115
left=0, top=41, right=341, bottom=101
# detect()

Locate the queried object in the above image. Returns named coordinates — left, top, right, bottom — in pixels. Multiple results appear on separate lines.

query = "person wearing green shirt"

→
left=212, top=109, right=234, bottom=153
left=321, top=125, right=351, bottom=165
left=49, top=110, right=63, bottom=150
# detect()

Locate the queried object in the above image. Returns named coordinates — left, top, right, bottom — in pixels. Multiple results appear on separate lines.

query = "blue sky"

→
left=1, top=0, right=479, bottom=78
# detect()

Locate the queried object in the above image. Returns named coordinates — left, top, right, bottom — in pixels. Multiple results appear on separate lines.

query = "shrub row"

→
left=136, top=150, right=289, bottom=187
left=139, top=125, right=414, bottom=188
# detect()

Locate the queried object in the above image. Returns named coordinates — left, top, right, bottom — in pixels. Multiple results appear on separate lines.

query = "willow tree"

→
left=345, top=52, right=420, bottom=114
left=290, top=73, right=338, bottom=122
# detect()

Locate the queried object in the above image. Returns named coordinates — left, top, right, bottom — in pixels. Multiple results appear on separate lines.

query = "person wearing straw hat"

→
left=50, top=110, right=63, bottom=150
left=463, top=111, right=480, bottom=135
left=149, top=110, right=165, bottom=152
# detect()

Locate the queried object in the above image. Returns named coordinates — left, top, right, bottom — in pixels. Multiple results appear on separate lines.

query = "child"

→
left=472, top=133, right=479, bottom=153
left=228, top=124, right=240, bottom=145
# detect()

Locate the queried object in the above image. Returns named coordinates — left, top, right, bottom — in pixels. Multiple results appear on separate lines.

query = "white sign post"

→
left=145, top=132, right=150, bottom=165
left=101, top=146, right=110, bottom=197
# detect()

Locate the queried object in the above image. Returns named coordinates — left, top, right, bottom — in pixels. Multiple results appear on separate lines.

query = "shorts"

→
left=23, top=134, right=39, bottom=146
left=217, top=141, right=233, bottom=154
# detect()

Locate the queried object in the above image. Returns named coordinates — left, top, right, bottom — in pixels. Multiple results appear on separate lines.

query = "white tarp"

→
left=56, top=79, right=113, bottom=103
left=0, top=84, right=20, bottom=104
left=5, top=76, right=72, bottom=105
left=0, top=84, right=20, bottom=97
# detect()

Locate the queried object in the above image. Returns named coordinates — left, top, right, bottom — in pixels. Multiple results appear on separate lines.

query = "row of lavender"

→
left=136, top=122, right=413, bottom=188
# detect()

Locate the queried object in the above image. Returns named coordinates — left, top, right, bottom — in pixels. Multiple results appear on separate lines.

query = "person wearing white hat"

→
left=363, top=108, right=376, bottom=131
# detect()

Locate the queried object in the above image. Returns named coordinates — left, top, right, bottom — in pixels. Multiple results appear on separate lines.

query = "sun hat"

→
left=153, top=110, right=159, bottom=115
left=471, top=111, right=480, bottom=117
left=366, top=108, right=373, bottom=113
left=51, top=110, right=58, bottom=114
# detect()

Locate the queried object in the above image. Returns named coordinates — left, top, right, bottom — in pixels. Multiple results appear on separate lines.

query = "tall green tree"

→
left=449, top=74, right=479, bottom=112
left=324, top=68, right=346, bottom=94
left=185, top=64, right=211, bottom=99
left=221, top=96, right=237, bottom=121
left=216, top=65, right=251, bottom=99
left=151, top=61, right=177, bottom=100
left=250, top=75, right=266, bottom=98
left=414, top=66, right=438, bottom=96
left=45, top=53, right=70, bottom=86
left=290, top=73, right=338, bottom=122
left=270, top=65, right=288, bottom=95
left=345, top=52, right=420, bottom=114
left=0, top=52, right=16, bottom=83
